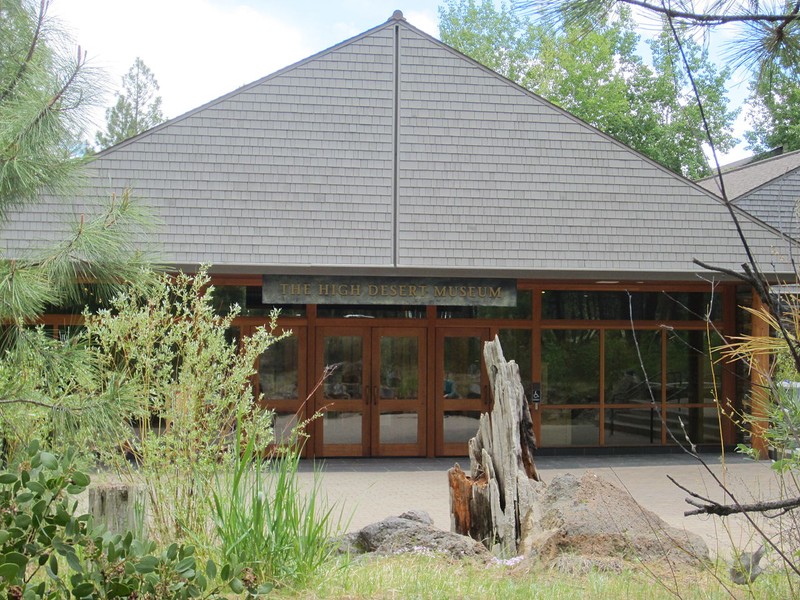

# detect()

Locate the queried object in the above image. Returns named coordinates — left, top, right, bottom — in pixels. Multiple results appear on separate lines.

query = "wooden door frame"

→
left=313, top=325, right=372, bottom=457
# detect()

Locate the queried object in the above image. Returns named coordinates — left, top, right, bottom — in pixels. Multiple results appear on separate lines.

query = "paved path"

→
left=298, top=453, right=788, bottom=558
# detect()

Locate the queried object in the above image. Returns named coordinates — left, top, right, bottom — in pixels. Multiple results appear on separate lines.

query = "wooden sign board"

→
left=263, top=275, right=517, bottom=306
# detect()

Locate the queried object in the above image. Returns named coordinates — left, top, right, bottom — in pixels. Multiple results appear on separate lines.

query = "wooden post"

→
left=448, top=336, right=542, bottom=555
left=88, top=483, right=147, bottom=536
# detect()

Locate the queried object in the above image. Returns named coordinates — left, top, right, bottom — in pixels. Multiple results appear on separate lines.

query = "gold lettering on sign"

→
left=270, top=278, right=508, bottom=303
left=433, top=285, right=503, bottom=299
left=280, top=283, right=311, bottom=296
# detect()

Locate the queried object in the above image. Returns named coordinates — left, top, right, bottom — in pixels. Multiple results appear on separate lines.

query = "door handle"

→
left=373, top=386, right=379, bottom=405
left=365, top=385, right=370, bottom=405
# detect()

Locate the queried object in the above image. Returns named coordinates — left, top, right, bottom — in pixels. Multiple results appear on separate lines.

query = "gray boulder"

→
left=337, top=510, right=491, bottom=561
left=520, top=472, right=709, bottom=569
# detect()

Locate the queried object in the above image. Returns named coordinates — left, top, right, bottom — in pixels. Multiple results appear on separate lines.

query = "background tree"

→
left=95, top=57, right=164, bottom=149
left=745, top=64, right=800, bottom=154
left=439, top=0, right=737, bottom=177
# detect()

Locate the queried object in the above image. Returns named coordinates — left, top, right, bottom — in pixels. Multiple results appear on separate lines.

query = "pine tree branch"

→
left=516, top=0, right=800, bottom=26
left=617, top=0, right=800, bottom=26
left=0, top=0, right=48, bottom=103
left=0, top=397, right=93, bottom=412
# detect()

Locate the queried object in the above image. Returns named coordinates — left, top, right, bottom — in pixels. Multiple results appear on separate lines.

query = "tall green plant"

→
left=84, top=266, right=290, bottom=541
left=208, top=427, right=344, bottom=587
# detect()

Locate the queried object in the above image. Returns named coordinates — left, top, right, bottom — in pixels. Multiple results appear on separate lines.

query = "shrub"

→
left=84, top=266, right=289, bottom=541
left=0, top=440, right=271, bottom=598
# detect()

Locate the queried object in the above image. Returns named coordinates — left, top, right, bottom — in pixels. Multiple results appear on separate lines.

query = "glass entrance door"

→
left=371, top=328, right=426, bottom=456
left=314, top=326, right=426, bottom=456
left=435, top=328, right=491, bottom=455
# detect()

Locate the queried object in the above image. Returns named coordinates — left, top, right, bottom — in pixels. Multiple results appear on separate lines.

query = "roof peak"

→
left=390, top=10, right=405, bottom=21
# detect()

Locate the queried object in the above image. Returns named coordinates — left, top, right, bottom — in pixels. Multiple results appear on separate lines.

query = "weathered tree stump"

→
left=448, top=336, right=543, bottom=555
left=88, top=483, right=147, bottom=536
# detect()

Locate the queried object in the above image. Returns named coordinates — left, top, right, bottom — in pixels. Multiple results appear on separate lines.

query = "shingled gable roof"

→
left=697, top=149, right=800, bottom=241
left=2, top=12, right=795, bottom=281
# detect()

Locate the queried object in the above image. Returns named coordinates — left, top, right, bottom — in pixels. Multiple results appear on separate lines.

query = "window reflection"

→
left=380, top=413, right=418, bottom=444
left=259, top=336, right=298, bottom=400
left=604, top=408, right=660, bottom=445
left=498, top=329, right=532, bottom=396
left=665, top=406, right=722, bottom=444
left=380, top=336, right=418, bottom=399
left=443, top=337, right=482, bottom=399
left=541, top=290, right=721, bottom=321
left=604, top=330, right=661, bottom=404
left=665, top=331, right=721, bottom=404
left=211, top=286, right=305, bottom=317
left=443, top=411, right=481, bottom=444
left=323, top=411, right=362, bottom=445
left=323, top=336, right=363, bottom=400
left=540, top=409, right=599, bottom=445
left=541, top=330, right=599, bottom=404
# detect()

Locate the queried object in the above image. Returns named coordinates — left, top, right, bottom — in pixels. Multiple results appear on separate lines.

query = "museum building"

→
left=5, top=11, right=796, bottom=457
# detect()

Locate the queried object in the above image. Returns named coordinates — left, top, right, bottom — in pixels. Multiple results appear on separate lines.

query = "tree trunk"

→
left=448, top=335, right=543, bottom=556
left=88, top=483, right=147, bottom=537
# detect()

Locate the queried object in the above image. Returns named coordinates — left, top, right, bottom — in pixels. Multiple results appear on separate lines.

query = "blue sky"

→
left=52, top=1, right=751, bottom=161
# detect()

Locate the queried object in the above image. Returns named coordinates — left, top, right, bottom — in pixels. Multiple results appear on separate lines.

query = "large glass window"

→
left=541, top=291, right=721, bottom=321
left=604, top=408, right=660, bottom=446
left=443, top=411, right=482, bottom=444
left=665, top=330, right=721, bottom=404
left=539, top=325, right=723, bottom=447
left=541, top=329, right=599, bottom=405
left=540, top=409, right=599, bottom=446
left=323, top=336, right=363, bottom=400
left=604, top=330, right=661, bottom=405
left=665, top=406, right=722, bottom=444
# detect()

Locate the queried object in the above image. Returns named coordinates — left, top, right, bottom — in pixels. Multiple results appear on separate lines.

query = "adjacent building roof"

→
left=2, top=12, right=795, bottom=281
left=697, top=149, right=800, bottom=241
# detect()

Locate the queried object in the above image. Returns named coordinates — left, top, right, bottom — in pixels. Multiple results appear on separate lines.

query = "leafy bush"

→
left=0, top=440, right=271, bottom=598
left=84, top=266, right=289, bottom=541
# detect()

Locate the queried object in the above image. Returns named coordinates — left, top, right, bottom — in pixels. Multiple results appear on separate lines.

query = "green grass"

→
left=268, top=553, right=798, bottom=599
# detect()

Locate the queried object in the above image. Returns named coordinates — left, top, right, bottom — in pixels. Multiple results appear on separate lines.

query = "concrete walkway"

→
left=298, top=452, right=790, bottom=558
